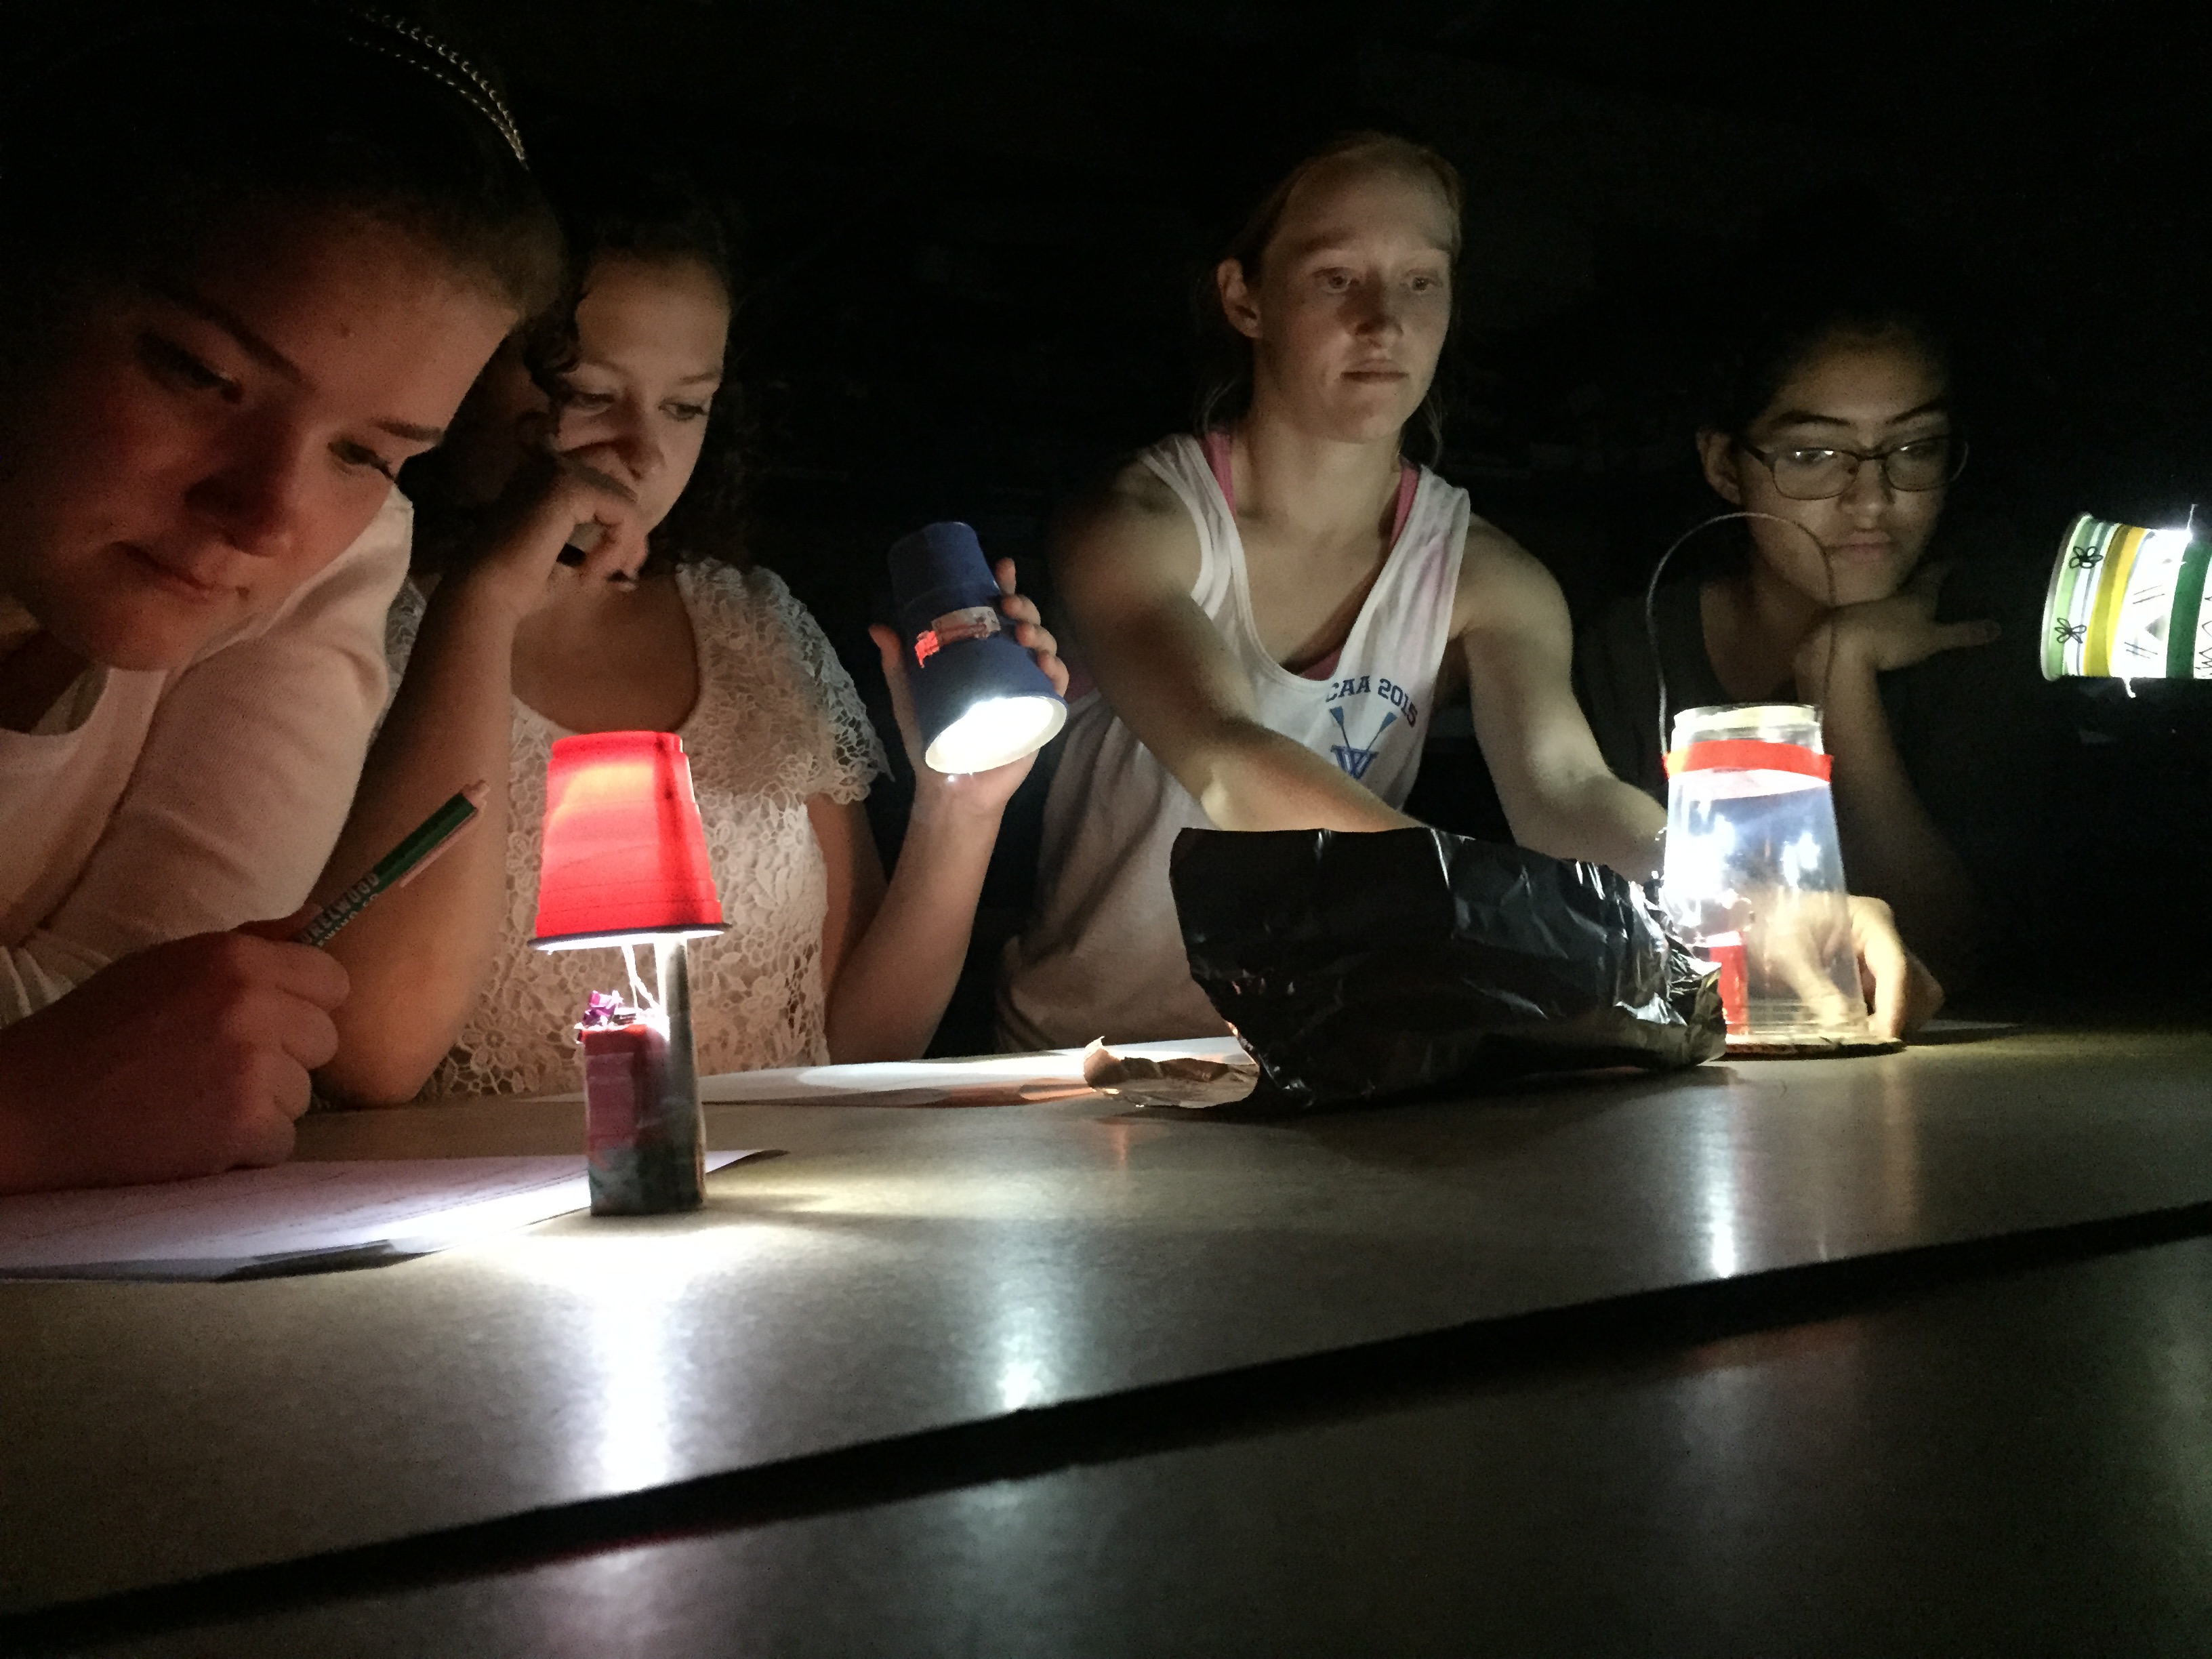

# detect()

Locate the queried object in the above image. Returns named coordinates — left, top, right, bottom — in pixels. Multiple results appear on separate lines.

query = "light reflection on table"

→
left=4, top=1029, right=2211, bottom=1616
left=487, top=1225, right=771, bottom=1494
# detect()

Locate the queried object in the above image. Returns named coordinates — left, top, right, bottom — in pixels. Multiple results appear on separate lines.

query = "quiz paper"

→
left=0, top=1152, right=755, bottom=1282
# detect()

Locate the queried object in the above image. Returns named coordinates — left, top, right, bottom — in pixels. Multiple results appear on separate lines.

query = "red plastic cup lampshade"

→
left=531, top=732, right=726, bottom=951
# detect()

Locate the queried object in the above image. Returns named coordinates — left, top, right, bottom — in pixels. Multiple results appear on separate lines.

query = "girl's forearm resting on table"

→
left=315, top=577, right=526, bottom=1104
left=1805, top=649, right=1980, bottom=985
left=822, top=796, right=1006, bottom=1063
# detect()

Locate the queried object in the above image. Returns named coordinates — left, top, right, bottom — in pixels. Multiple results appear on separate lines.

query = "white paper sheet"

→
left=701, top=1037, right=1252, bottom=1107
left=0, top=1152, right=756, bottom=1282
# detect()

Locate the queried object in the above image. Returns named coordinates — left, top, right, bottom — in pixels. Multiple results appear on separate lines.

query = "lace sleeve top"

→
left=386, top=560, right=886, bottom=1096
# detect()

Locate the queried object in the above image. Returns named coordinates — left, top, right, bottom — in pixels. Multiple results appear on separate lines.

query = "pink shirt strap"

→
left=1200, top=430, right=1419, bottom=681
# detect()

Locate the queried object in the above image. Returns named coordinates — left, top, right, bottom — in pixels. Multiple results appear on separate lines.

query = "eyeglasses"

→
left=1735, top=434, right=1967, bottom=501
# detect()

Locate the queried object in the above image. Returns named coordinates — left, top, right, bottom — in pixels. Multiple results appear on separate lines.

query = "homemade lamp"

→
left=531, top=731, right=725, bottom=1214
left=1660, top=703, right=1883, bottom=1053
left=2043, top=514, right=2212, bottom=681
left=890, top=521, right=1065, bottom=773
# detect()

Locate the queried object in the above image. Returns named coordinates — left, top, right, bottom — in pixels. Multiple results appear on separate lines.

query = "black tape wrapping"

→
left=1171, top=827, right=1725, bottom=1113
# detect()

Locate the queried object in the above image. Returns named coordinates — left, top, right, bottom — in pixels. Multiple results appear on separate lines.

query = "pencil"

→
left=293, top=783, right=487, bottom=948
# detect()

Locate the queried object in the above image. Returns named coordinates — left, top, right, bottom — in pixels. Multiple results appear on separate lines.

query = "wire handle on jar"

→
left=1643, top=510, right=1840, bottom=764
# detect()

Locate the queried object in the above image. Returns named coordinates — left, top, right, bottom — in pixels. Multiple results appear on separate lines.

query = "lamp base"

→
left=581, top=938, right=707, bottom=1215
left=1723, top=1034, right=1904, bottom=1059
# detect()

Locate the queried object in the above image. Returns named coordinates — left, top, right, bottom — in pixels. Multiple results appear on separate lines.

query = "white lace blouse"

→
left=386, top=561, right=886, bottom=1096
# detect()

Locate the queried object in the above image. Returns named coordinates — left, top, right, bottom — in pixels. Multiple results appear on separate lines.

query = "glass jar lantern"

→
left=1660, top=703, right=1876, bottom=1052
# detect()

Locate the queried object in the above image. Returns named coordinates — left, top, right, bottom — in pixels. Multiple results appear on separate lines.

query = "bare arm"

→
left=1452, top=531, right=1941, bottom=1036
left=819, top=565, right=1066, bottom=1062
left=1455, top=527, right=1666, bottom=880
left=1814, top=655, right=1979, bottom=984
left=0, top=930, right=346, bottom=1193
left=1797, top=565, right=1994, bottom=989
left=814, top=790, right=998, bottom=1063
left=312, top=577, right=529, bottom=1103
left=316, top=455, right=645, bottom=1105
left=1054, top=462, right=1412, bottom=834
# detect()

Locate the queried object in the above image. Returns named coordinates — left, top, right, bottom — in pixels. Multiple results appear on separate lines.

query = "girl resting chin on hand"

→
left=1004, top=134, right=1940, bottom=1049
left=1574, top=250, right=2053, bottom=1002
left=315, top=143, right=1065, bottom=1104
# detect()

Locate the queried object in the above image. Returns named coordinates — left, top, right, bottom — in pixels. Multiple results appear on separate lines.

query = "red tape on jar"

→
left=1662, top=739, right=1832, bottom=779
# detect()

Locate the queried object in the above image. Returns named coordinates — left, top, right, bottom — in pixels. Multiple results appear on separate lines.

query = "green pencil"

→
left=294, top=783, right=487, bottom=947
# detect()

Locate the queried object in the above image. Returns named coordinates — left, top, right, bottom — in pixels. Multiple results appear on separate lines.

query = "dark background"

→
left=428, top=0, right=2211, bottom=1042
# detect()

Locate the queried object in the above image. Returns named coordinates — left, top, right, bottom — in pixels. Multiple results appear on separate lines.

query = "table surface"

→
left=5, top=1028, right=2211, bottom=1638
left=70, top=1230, right=2212, bottom=1658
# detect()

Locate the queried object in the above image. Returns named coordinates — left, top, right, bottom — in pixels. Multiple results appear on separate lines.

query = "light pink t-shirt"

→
left=0, top=489, right=412, bottom=1021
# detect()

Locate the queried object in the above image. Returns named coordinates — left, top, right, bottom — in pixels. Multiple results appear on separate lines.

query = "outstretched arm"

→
left=1054, top=461, right=1412, bottom=834
left=1454, top=529, right=1940, bottom=1039
left=1456, top=527, right=1668, bottom=879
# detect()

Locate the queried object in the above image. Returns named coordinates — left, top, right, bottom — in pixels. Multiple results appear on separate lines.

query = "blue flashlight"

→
left=888, top=521, right=1067, bottom=774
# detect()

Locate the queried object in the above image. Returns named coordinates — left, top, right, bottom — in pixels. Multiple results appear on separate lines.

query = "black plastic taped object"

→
left=1171, top=826, right=1725, bottom=1113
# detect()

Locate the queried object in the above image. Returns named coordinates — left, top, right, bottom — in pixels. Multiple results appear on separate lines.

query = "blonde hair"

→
left=1196, top=131, right=1466, bottom=455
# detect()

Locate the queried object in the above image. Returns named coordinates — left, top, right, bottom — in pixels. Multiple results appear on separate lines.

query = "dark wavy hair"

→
left=1698, top=211, right=1961, bottom=442
left=522, top=145, right=746, bottom=570
left=0, top=4, right=561, bottom=337
left=1675, top=214, right=1965, bottom=581
left=1193, top=131, right=1465, bottom=463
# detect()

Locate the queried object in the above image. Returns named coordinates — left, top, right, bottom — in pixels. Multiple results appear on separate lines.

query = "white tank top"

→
left=999, top=432, right=1469, bottom=1050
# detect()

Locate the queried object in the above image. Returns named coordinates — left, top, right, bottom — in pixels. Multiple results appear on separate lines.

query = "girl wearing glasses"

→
left=1005, top=137, right=1939, bottom=1048
left=1575, top=277, right=2046, bottom=992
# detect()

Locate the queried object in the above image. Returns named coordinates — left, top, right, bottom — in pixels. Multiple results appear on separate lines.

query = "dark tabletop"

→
left=6, top=1027, right=2210, bottom=1653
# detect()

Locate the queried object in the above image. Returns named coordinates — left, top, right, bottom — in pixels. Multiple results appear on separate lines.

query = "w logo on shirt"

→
left=1328, top=704, right=1398, bottom=781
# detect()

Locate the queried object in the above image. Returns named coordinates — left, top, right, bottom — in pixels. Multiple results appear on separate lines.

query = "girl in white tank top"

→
left=1000, top=432, right=1469, bottom=1049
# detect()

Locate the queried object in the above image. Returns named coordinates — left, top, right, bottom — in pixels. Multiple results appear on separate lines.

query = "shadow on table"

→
left=1105, top=1061, right=1736, bottom=1169
left=525, top=1168, right=826, bottom=1241
left=1904, top=1020, right=2028, bottom=1047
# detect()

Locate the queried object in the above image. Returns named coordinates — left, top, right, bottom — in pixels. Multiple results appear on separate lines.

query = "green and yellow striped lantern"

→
left=2042, top=514, right=2212, bottom=680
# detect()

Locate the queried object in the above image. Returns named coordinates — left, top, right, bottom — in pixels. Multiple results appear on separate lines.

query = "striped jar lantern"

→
left=2042, top=514, right=2212, bottom=681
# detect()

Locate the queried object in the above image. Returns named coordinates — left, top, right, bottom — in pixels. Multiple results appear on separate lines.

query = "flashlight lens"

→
left=924, top=695, right=1067, bottom=774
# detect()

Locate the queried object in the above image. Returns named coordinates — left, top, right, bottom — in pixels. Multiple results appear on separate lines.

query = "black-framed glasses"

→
left=1735, top=434, right=1967, bottom=501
